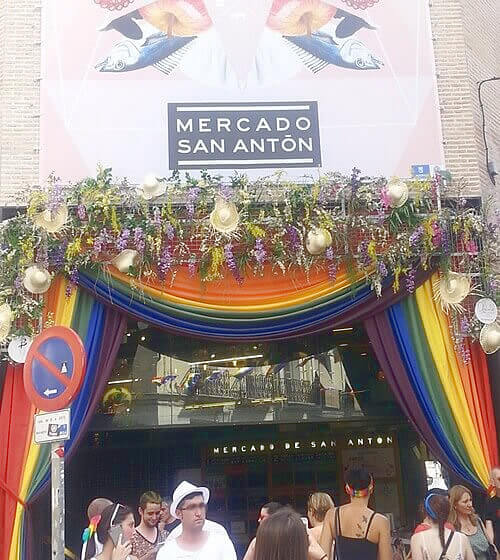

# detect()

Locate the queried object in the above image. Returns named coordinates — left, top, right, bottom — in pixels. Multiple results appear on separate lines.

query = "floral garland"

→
left=0, top=167, right=497, bottom=346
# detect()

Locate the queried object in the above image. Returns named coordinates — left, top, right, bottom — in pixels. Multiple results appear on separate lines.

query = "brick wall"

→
left=0, top=1, right=498, bottom=205
left=429, top=0, right=499, bottom=200
left=0, top=0, right=41, bottom=206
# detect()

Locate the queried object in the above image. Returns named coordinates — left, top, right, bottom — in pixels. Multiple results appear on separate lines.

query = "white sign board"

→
left=34, top=409, right=71, bottom=444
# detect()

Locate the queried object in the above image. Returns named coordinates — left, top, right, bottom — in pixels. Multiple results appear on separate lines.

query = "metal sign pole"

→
left=51, top=442, right=65, bottom=560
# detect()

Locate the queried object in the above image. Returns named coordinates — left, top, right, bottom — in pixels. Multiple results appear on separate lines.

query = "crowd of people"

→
left=80, top=466, right=500, bottom=560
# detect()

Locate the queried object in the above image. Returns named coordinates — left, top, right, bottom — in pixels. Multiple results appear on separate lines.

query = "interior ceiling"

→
left=118, top=322, right=373, bottom=365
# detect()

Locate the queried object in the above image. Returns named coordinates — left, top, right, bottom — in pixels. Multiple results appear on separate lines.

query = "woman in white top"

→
left=411, top=493, right=474, bottom=560
left=83, top=503, right=137, bottom=560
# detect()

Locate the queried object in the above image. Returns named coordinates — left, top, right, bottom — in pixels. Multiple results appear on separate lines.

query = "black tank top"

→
left=334, top=506, right=378, bottom=560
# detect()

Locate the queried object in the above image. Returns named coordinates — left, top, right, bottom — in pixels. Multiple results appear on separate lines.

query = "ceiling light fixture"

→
left=190, top=354, right=263, bottom=366
left=332, top=327, right=354, bottom=333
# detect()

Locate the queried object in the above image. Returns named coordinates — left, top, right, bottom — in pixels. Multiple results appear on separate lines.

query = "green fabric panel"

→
left=70, top=289, right=93, bottom=337
left=85, top=269, right=367, bottom=323
left=403, top=296, right=473, bottom=475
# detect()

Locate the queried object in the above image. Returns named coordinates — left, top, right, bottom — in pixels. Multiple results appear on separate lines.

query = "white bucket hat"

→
left=170, top=481, right=210, bottom=519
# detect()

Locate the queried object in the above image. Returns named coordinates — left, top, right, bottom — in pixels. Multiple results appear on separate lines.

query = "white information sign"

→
left=475, top=298, right=498, bottom=324
left=34, top=409, right=71, bottom=444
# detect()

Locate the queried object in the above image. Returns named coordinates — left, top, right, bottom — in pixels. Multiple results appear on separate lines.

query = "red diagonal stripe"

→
left=33, top=351, right=70, bottom=387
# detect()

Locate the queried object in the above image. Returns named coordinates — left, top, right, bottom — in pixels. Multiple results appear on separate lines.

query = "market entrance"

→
left=60, top=320, right=428, bottom=558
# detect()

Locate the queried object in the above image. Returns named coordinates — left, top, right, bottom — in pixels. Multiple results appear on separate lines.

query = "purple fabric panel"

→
left=66, top=308, right=126, bottom=462
left=364, top=312, right=453, bottom=465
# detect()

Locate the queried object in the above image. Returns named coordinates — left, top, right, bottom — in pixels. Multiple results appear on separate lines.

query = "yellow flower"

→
left=247, top=224, right=266, bottom=238
left=66, top=238, right=82, bottom=260
left=393, top=265, right=401, bottom=292
left=367, top=240, right=377, bottom=262
left=208, top=247, right=224, bottom=280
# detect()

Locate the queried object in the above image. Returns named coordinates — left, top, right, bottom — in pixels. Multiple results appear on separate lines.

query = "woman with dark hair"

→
left=254, top=509, right=309, bottom=560
left=411, top=493, right=474, bottom=560
left=448, top=485, right=498, bottom=560
left=83, top=503, right=137, bottom=560
left=319, top=468, right=392, bottom=560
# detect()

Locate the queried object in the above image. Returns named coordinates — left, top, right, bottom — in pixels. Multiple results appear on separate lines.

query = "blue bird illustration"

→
left=95, top=32, right=196, bottom=74
left=284, top=32, right=383, bottom=72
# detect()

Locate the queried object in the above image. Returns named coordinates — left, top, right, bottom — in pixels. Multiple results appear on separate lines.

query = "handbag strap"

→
left=438, top=531, right=455, bottom=560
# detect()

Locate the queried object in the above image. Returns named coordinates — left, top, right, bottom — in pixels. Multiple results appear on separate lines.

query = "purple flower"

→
left=325, top=247, right=337, bottom=281
left=188, top=255, right=197, bottom=277
left=409, top=226, right=424, bottom=248
left=49, top=243, right=67, bottom=268
left=377, top=261, right=388, bottom=278
left=69, top=267, right=79, bottom=284
left=158, top=244, right=173, bottom=280
left=357, top=241, right=371, bottom=268
left=218, top=184, right=233, bottom=202
left=65, top=268, right=78, bottom=298
left=47, top=181, right=64, bottom=213
left=93, top=228, right=112, bottom=256
left=405, top=269, right=416, bottom=293
left=13, top=273, right=23, bottom=294
left=460, top=316, right=470, bottom=335
left=77, top=204, right=87, bottom=221
left=254, top=238, right=266, bottom=266
left=224, top=242, right=242, bottom=284
left=165, top=223, right=175, bottom=241
left=116, top=228, right=130, bottom=251
left=186, top=187, right=200, bottom=217
left=133, top=227, right=145, bottom=253
left=287, top=226, right=301, bottom=252
left=431, top=222, right=443, bottom=248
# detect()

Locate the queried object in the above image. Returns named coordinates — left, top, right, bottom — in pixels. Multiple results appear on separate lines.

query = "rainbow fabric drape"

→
left=0, top=267, right=497, bottom=559
left=0, top=278, right=125, bottom=560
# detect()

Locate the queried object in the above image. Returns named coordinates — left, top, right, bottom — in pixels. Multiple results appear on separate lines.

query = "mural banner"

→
left=40, top=0, right=444, bottom=181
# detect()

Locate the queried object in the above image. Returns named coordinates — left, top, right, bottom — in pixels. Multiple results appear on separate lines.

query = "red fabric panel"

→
left=0, top=365, right=34, bottom=560
left=468, top=341, right=499, bottom=469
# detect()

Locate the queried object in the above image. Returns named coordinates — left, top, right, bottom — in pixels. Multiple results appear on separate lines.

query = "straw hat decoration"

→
left=479, top=322, right=500, bottom=354
left=111, top=249, right=140, bottom=273
left=306, top=227, right=332, bottom=255
left=33, top=204, right=68, bottom=233
left=209, top=198, right=240, bottom=233
left=23, top=265, right=52, bottom=294
left=0, top=303, right=13, bottom=343
left=137, top=174, right=166, bottom=200
left=385, top=178, right=409, bottom=208
left=433, top=271, right=472, bottom=313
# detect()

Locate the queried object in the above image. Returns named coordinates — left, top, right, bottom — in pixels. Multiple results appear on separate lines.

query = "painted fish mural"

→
left=285, top=33, right=383, bottom=71
left=95, top=32, right=195, bottom=74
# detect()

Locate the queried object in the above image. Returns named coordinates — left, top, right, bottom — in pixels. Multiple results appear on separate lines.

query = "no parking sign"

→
left=23, top=326, right=86, bottom=411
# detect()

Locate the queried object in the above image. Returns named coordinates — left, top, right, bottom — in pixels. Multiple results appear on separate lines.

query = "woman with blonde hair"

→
left=448, top=485, right=498, bottom=560
left=307, top=493, right=335, bottom=541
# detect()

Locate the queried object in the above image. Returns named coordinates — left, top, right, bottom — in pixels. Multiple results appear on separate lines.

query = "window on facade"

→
left=92, top=322, right=402, bottom=430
